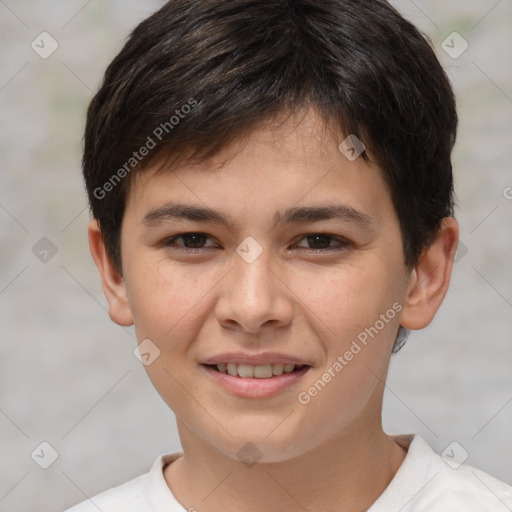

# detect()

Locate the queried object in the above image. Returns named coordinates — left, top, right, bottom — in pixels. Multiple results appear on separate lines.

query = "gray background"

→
left=0, top=1, right=511, bottom=511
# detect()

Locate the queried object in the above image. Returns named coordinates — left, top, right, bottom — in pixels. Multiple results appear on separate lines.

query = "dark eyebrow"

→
left=272, top=205, right=373, bottom=226
left=143, top=203, right=233, bottom=227
left=142, top=202, right=374, bottom=228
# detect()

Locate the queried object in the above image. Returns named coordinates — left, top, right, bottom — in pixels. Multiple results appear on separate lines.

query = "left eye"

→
left=294, top=234, right=350, bottom=252
left=162, top=232, right=350, bottom=253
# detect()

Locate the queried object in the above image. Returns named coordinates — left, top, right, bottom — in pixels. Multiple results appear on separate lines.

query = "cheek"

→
left=296, top=257, right=405, bottom=404
left=125, top=256, right=225, bottom=349
left=125, top=259, right=187, bottom=336
left=293, top=268, right=401, bottom=438
left=300, top=260, right=400, bottom=334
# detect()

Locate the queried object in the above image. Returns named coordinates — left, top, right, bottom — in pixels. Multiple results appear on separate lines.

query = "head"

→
left=85, top=0, right=458, bottom=462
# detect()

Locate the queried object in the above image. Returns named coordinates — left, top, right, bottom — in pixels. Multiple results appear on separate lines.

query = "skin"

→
left=89, top=109, right=459, bottom=512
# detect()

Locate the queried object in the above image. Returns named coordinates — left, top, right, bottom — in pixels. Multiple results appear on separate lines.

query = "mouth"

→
left=201, top=361, right=311, bottom=398
left=203, top=362, right=309, bottom=379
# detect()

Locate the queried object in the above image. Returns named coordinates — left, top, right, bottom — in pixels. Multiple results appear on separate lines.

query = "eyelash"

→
left=162, top=232, right=351, bottom=254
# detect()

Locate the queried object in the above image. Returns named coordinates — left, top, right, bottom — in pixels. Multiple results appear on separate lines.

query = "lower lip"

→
left=202, top=365, right=311, bottom=398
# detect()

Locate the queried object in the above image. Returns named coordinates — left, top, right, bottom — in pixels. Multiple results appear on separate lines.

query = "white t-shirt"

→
left=63, top=434, right=512, bottom=511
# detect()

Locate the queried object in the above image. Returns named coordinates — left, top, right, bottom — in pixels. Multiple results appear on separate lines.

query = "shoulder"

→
left=62, top=452, right=183, bottom=512
left=63, top=472, right=148, bottom=512
left=387, top=435, right=512, bottom=511
left=423, top=453, right=512, bottom=510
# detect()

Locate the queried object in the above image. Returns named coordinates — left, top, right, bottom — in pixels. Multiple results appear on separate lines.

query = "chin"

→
left=206, top=425, right=319, bottom=465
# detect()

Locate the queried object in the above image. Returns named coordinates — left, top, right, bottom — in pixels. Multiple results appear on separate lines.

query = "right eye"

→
left=163, top=232, right=219, bottom=253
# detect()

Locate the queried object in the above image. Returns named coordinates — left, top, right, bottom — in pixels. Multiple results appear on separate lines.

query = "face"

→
left=115, top=110, right=414, bottom=462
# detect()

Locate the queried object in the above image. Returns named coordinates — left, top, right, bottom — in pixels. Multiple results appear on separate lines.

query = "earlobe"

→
left=88, top=219, right=134, bottom=326
left=399, top=217, right=459, bottom=331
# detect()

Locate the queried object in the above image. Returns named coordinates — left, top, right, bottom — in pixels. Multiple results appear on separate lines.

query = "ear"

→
left=400, top=217, right=459, bottom=330
left=88, top=219, right=134, bottom=326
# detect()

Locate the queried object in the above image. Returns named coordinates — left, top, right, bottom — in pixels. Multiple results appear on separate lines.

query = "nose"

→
left=214, top=245, right=293, bottom=334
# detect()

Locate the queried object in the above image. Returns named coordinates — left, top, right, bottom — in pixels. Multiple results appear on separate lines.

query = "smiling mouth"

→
left=204, top=363, right=309, bottom=379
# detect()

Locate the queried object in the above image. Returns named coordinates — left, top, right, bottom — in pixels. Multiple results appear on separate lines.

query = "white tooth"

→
left=227, top=363, right=238, bottom=376
left=237, top=364, right=254, bottom=378
left=253, top=364, right=272, bottom=378
left=283, top=364, right=295, bottom=373
left=271, top=363, right=284, bottom=376
left=216, top=363, right=227, bottom=373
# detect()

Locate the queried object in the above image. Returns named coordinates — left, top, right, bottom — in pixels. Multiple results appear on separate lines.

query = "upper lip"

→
left=202, top=352, right=312, bottom=366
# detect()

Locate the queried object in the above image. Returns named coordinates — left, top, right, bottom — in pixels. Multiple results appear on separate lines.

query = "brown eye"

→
left=294, top=234, right=350, bottom=252
left=164, top=233, right=217, bottom=252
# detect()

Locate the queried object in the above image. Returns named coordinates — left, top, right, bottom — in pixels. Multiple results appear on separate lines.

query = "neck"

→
left=164, top=419, right=407, bottom=512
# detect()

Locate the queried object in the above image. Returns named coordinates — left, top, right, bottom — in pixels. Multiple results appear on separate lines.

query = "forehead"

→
left=124, top=109, right=395, bottom=230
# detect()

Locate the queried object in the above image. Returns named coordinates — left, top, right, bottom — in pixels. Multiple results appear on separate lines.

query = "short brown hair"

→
left=83, top=0, right=457, bottom=278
